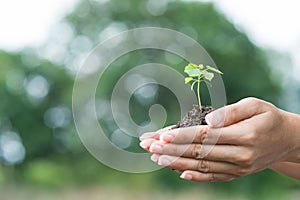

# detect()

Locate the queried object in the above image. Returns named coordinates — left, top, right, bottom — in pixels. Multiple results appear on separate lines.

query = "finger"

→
left=149, top=141, right=245, bottom=164
left=159, top=126, right=207, bottom=144
left=150, top=154, right=160, bottom=162
left=139, top=132, right=160, bottom=141
left=159, top=125, right=242, bottom=145
left=154, top=155, right=242, bottom=176
left=180, top=170, right=236, bottom=182
left=203, top=123, right=250, bottom=145
left=139, top=139, right=157, bottom=151
left=139, top=125, right=175, bottom=141
left=205, top=97, right=266, bottom=128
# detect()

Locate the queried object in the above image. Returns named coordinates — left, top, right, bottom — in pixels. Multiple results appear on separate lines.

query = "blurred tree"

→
left=0, top=50, right=82, bottom=188
left=65, top=0, right=281, bottom=103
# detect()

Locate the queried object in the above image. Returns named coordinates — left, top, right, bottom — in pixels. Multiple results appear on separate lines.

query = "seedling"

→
left=184, top=63, right=223, bottom=112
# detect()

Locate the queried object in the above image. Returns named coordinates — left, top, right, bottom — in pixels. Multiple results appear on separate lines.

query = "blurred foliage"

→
left=0, top=0, right=298, bottom=199
left=66, top=0, right=281, bottom=104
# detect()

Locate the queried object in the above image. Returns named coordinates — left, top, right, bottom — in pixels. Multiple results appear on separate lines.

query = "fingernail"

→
left=205, top=111, right=223, bottom=127
left=160, top=133, right=174, bottom=143
left=149, top=143, right=163, bottom=154
left=139, top=132, right=156, bottom=140
left=158, top=156, right=170, bottom=166
left=180, top=172, right=192, bottom=180
left=151, top=154, right=160, bottom=162
left=139, top=140, right=150, bottom=149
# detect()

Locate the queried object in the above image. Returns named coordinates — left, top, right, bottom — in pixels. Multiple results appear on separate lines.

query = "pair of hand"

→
left=139, top=97, right=300, bottom=182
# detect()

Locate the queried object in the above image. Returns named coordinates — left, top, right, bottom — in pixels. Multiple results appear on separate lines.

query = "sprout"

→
left=184, top=63, right=223, bottom=112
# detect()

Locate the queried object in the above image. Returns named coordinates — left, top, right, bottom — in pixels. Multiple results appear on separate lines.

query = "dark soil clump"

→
left=174, top=105, right=214, bottom=128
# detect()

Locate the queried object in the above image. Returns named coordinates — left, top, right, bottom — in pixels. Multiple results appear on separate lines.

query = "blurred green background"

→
left=0, top=0, right=299, bottom=199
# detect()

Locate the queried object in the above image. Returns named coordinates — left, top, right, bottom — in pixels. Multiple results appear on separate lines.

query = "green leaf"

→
left=190, top=81, right=197, bottom=91
left=206, top=65, right=223, bottom=74
left=188, top=63, right=198, bottom=68
left=203, top=71, right=214, bottom=81
left=198, top=69, right=205, bottom=76
left=184, top=65, right=200, bottom=77
left=185, top=77, right=194, bottom=84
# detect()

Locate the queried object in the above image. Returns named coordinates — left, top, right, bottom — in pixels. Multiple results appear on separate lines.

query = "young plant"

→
left=184, top=63, right=223, bottom=112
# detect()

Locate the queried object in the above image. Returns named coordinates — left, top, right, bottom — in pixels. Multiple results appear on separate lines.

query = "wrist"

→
left=268, top=161, right=300, bottom=179
left=281, top=110, right=300, bottom=163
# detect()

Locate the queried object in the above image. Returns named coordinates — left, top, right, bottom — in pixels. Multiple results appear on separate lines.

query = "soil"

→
left=173, top=105, right=214, bottom=128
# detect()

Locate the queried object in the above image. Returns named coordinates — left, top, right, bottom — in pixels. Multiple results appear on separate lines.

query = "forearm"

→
left=269, top=162, right=300, bottom=179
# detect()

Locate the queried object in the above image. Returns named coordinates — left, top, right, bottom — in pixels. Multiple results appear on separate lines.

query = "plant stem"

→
left=197, top=77, right=202, bottom=112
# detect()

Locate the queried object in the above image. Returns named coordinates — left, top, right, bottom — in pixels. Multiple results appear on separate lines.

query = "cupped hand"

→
left=140, top=97, right=300, bottom=182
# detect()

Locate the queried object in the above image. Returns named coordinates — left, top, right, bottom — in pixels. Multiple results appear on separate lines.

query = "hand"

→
left=140, top=97, right=300, bottom=182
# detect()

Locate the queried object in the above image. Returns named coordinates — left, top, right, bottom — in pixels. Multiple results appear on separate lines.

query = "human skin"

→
left=139, top=97, right=300, bottom=182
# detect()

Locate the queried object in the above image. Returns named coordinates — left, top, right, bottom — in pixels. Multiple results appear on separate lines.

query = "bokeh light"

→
left=44, top=106, right=72, bottom=129
left=0, top=131, right=26, bottom=165
left=24, top=74, right=50, bottom=103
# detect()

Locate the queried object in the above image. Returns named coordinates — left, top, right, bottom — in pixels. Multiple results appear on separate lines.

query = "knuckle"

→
left=196, top=126, right=208, bottom=143
left=267, top=110, right=277, bottom=119
left=266, top=109, right=280, bottom=124
left=209, top=173, right=216, bottom=182
left=196, top=160, right=210, bottom=173
left=191, top=144, right=202, bottom=158
left=236, top=151, right=255, bottom=166
left=243, top=97, right=278, bottom=113
left=228, top=108, right=238, bottom=122
left=241, top=131, right=257, bottom=145
left=241, top=97, right=260, bottom=105
left=236, top=167, right=250, bottom=176
left=229, top=105, right=239, bottom=115
left=239, top=97, right=262, bottom=111
left=261, top=100, right=276, bottom=111
left=208, top=174, right=234, bottom=182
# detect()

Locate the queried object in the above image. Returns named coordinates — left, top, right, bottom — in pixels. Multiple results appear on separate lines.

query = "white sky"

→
left=0, top=0, right=78, bottom=51
left=212, top=0, right=300, bottom=51
left=211, top=0, right=300, bottom=81
left=0, top=0, right=299, bottom=73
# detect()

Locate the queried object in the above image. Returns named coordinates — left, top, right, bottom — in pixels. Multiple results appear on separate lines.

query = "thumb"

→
left=205, top=97, right=264, bottom=128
